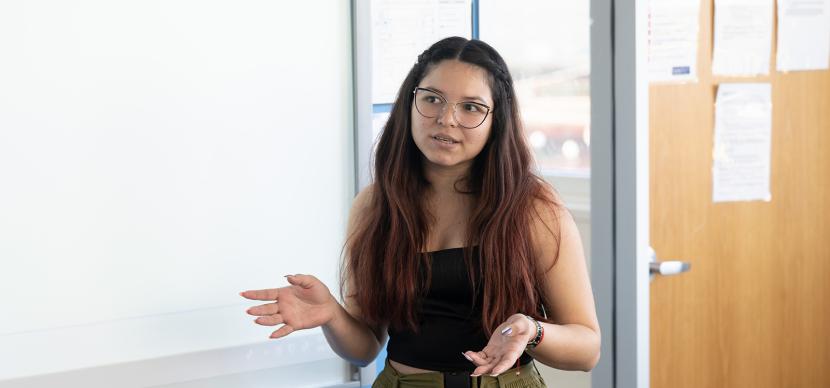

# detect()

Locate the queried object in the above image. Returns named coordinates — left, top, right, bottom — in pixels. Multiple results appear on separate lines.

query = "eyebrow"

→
left=421, top=86, right=490, bottom=105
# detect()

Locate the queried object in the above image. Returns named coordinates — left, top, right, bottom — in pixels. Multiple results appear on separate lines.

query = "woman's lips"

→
left=432, top=134, right=459, bottom=144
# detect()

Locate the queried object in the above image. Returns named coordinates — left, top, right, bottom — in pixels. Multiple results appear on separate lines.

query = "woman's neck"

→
left=422, top=160, right=472, bottom=195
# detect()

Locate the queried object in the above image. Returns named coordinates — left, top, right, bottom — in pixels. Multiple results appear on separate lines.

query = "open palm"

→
left=240, top=274, right=337, bottom=339
left=463, top=314, right=535, bottom=376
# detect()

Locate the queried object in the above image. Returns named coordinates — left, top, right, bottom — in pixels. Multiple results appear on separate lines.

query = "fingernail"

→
left=470, top=374, right=480, bottom=377
left=462, top=352, right=473, bottom=361
left=284, top=274, right=291, bottom=278
left=500, top=326, right=513, bottom=335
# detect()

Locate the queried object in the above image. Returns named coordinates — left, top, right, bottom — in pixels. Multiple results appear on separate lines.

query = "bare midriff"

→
left=388, top=359, right=440, bottom=374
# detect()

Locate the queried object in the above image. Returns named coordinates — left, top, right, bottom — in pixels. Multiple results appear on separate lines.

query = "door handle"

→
left=649, top=246, right=691, bottom=281
left=649, top=261, right=691, bottom=275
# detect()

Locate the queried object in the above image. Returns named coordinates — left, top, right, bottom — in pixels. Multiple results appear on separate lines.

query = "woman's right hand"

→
left=240, top=274, right=338, bottom=339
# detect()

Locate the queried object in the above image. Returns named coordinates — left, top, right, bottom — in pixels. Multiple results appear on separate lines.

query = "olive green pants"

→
left=371, top=358, right=547, bottom=388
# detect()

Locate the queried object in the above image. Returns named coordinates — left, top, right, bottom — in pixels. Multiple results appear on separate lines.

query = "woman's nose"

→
left=436, top=104, right=458, bottom=127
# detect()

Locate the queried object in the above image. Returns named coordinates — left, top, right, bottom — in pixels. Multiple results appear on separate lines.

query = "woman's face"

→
left=411, top=59, right=494, bottom=171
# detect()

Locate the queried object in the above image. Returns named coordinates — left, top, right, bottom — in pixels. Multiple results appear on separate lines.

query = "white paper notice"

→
left=712, top=83, right=772, bottom=203
left=712, top=0, right=774, bottom=76
left=372, top=0, right=472, bottom=104
left=776, top=0, right=830, bottom=72
left=648, top=0, right=700, bottom=82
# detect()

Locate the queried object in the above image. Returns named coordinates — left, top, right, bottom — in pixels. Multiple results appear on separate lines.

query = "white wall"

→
left=0, top=1, right=354, bottom=386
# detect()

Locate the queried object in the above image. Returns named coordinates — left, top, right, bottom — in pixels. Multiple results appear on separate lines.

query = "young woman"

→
left=241, top=37, right=600, bottom=388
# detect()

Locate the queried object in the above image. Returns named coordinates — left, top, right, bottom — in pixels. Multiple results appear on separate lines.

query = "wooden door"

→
left=649, top=0, right=830, bottom=387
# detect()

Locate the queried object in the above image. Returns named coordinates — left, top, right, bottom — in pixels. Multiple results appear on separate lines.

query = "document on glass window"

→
left=712, top=83, right=772, bottom=203
left=776, top=0, right=830, bottom=72
left=648, top=0, right=701, bottom=83
left=372, top=0, right=472, bottom=104
left=711, top=0, right=774, bottom=77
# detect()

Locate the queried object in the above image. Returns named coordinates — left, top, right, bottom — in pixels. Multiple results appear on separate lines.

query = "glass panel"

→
left=479, top=3, right=593, bottom=388
left=480, top=0, right=591, bottom=177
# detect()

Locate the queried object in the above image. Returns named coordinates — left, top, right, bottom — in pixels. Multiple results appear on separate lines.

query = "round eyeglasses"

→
left=412, top=87, right=492, bottom=129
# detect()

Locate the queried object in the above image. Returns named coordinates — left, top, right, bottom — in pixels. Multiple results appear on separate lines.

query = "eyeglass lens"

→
left=413, top=88, right=489, bottom=129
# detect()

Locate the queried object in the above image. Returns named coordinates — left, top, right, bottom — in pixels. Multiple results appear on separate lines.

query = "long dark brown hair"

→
left=343, top=37, right=562, bottom=334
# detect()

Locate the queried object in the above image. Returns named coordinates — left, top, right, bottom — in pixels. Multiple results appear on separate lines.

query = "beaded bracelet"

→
left=524, top=314, right=544, bottom=349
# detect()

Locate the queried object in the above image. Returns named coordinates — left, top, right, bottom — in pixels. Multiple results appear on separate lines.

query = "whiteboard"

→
left=0, top=0, right=352, bottom=382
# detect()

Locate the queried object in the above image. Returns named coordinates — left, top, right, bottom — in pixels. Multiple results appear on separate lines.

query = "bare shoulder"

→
left=343, top=183, right=377, bottom=285
left=343, top=185, right=371, bottom=307
left=353, top=183, right=376, bottom=206
left=347, top=184, right=376, bottom=230
left=530, top=185, right=580, bottom=273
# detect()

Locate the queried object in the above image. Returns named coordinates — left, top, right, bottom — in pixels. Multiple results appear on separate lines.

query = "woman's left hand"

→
left=463, top=313, right=535, bottom=376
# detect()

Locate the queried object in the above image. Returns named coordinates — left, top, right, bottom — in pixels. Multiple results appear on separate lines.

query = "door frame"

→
left=590, top=0, right=650, bottom=387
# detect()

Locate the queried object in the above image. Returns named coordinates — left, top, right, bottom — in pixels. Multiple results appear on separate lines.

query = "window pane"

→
left=480, top=0, right=591, bottom=176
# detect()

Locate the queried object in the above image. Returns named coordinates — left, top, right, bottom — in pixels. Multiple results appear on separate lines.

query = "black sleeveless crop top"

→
left=386, top=247, right=533, bottom=371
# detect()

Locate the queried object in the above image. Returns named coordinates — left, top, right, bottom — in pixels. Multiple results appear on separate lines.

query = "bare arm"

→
left=462, top=203, right=600, bottom=375
left=321, top=295, right=388, bottom=367
left=525, top=206, right=601, bottom=371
